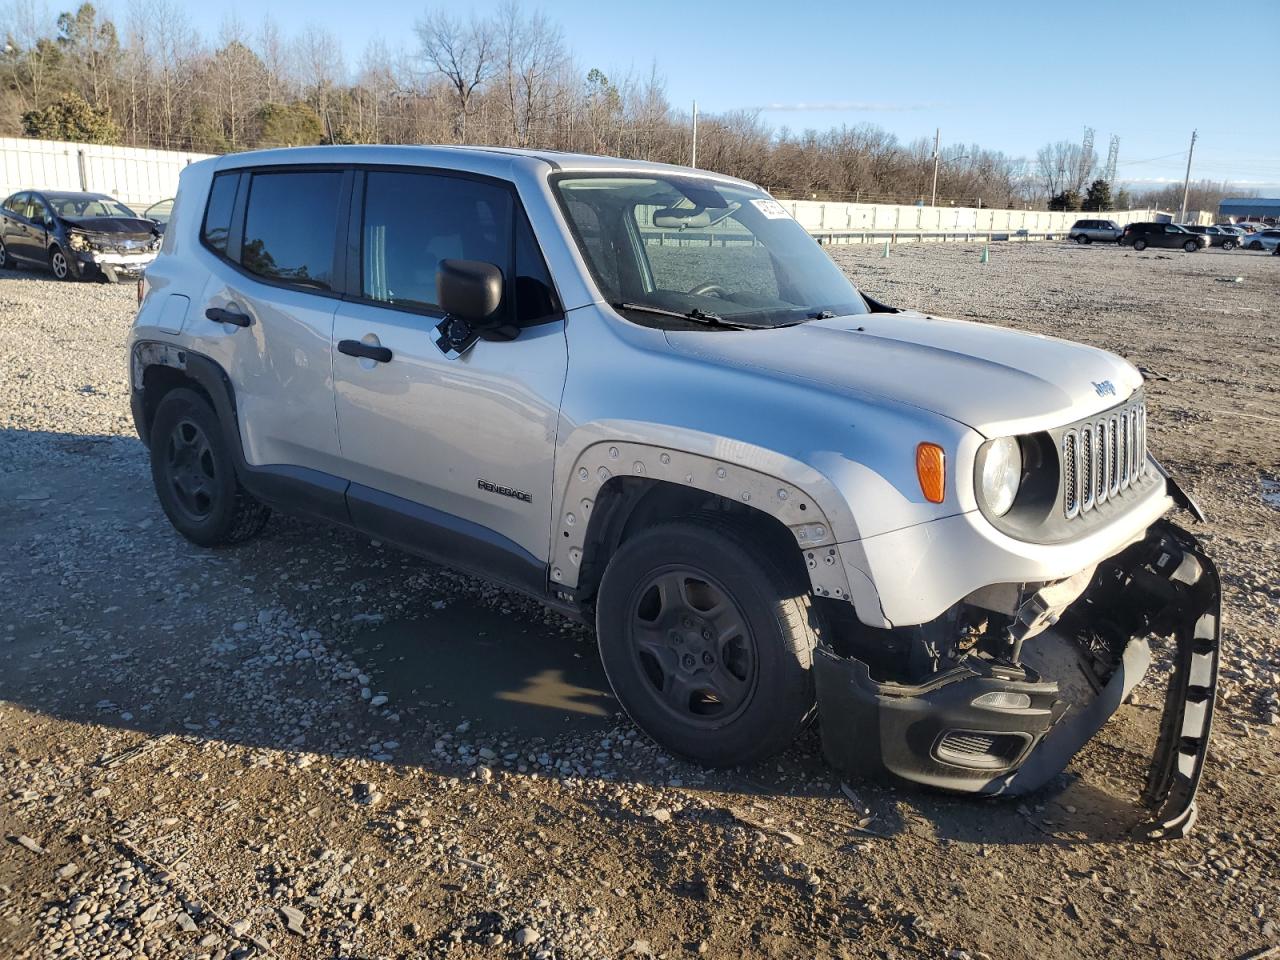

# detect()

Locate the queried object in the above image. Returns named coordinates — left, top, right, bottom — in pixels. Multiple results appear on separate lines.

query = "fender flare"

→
left=551, top=439, right=869, bottom=608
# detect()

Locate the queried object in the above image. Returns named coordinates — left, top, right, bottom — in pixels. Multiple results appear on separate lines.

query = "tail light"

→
left=137, top=272, right=150, bottom=307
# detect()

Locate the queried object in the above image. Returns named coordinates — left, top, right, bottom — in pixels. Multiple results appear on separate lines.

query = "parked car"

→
left=144, top=198, right=175, bottom=234
left=0, top=189, right=161, bottom=281
left=1183, top=224, right=1239, bottom=250
left=1068, top=218, right=1122, bottom=243
left=1119, top=222, right=1208, bottom=252
left=1243, top=228, right=1280, bottom=252
left=128, top=146, right=1220, bottom=838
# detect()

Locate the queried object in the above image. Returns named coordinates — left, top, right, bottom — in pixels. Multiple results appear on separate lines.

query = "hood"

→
left=60, top=215, right=158, bottom=236
left=663, top=310, right=1143, bottom=437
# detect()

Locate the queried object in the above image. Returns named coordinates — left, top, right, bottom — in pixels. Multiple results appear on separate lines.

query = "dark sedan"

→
left=1183, top=224, right=1240, bottom=250
left=0, top=189, right=160, bottom=281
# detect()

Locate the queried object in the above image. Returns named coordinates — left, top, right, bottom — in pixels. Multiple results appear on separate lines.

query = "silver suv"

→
left=1068, top=218, right=1123, bottom=244
left=128, top=146, right=1221, bottom=838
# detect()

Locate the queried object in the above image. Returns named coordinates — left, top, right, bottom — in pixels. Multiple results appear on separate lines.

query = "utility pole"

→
left=1178, top=129, right=1198, bottom=222
left=690, top=100, right=698, bottom=169
left=930, top=127, right=940, bottom=207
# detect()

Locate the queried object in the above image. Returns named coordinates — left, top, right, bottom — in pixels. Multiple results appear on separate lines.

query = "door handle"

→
left=205, top=307, right=252, bottom=327
left=338, top=339, right=393, bottom=363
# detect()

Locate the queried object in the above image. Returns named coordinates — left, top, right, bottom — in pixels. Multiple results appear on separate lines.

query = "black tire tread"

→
left=150, top=387, right=270, bottom=547
left=596, top=510, right=821, bottom=767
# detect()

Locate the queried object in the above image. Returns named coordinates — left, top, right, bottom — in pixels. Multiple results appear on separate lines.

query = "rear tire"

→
left=0, top=237, right=12, bottom=268
left=149, top=388, right=270, bottom=547
left=1133, top=238, right=1147, bottom=251
left=595, top=514, right=822, bottom=767
left=1075, top=235, right=1089, bottom=245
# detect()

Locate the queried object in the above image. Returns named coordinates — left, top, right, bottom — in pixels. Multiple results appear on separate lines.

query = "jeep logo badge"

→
left=1092, top=380, right=1116, bottom=397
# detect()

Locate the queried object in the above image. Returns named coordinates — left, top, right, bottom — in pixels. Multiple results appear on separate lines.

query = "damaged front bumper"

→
left=815, top=519, right=1221, bottom=840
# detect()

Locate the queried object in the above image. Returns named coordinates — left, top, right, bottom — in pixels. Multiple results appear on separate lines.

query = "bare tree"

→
left=415, top=9, right=494, bottom=141
left=294, top=25, right=344, bottom=142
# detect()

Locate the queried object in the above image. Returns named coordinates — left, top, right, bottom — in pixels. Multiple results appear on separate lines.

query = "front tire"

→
left=0, top=237, right=12, bottom=268
left=1075, top=234, right=1089, bottom=245
left=1222, top=240, right=1236, bottom=251
left=48, top=245, right=74, bottom=280
left=595, top=514, right=822, bottom=767
left=149, top=388, right=270, bottom=547
left=1249, top=240, right=1263, bottom=251
left=1184, top=239, right=1199, bottom=253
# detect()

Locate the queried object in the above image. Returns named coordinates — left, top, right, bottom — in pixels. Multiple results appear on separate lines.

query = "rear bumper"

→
left=815, top=519, right=1221, bottom=839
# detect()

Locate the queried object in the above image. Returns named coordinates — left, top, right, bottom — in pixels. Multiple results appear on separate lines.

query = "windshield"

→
left=554, top=174, right=867, bottom=328
left=46, top=194, right=138, bottom=219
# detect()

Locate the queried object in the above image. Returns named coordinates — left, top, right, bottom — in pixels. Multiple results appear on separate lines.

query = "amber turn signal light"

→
left=916, top=442, right=946, bottom=504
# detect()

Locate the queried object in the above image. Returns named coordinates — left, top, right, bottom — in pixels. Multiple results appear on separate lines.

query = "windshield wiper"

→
left=611, top=301, right=749, bottom=329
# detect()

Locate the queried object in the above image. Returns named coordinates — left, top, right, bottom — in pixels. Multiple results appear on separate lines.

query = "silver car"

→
left=1068, top=218, right=1123, bottom=243
left=127, top=146, right=1221, bottom=838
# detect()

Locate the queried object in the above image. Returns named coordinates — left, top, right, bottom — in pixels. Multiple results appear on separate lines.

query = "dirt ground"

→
left=1, top=240, right=1277, bottom=960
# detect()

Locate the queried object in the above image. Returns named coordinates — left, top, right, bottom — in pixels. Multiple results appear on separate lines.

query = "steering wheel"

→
left=687, top=282, right=728, bottom=298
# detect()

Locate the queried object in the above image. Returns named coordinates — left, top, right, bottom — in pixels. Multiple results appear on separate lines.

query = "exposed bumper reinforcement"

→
left=814, top=519, right=1220, bottom=839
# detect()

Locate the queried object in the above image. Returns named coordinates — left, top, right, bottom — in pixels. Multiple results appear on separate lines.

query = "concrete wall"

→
left=0, top=137, right=212, bottom=210
left=0, top=136, right=1164, bottom=240
left=781, top=198, right=1159, bottom=240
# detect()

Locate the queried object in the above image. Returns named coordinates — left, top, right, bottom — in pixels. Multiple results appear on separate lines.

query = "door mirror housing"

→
left=437, top=259, right=504, bottom=325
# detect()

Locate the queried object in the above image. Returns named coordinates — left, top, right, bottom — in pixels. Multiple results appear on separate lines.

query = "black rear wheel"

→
left=1133, top=238, right=1148, bottom=251
left=149, top=388, right=270, bottom=546
left=596, top=514, right=822, bottom=766
left=0, top=237, right=12, bottom=268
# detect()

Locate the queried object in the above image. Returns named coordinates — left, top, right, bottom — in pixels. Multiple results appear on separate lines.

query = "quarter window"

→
left=515, top=211, right=559, bottom=325
left=241, top=170, right=343, bottom=290
left=361, top=171, right=512, bottom=315
left=201, top=173, right=239, bottom=255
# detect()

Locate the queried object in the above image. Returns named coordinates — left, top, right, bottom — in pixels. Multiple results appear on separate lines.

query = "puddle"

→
left=356, top=601, right=615, bottom=740
left=1263, top=478, right=1280, bottom=509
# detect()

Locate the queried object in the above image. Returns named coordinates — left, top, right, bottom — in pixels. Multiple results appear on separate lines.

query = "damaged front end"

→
left=815, top=519, right=1221, bottom=840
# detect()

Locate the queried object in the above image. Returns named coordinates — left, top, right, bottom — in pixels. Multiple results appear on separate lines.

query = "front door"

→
left=331, top=168, right=568, bottom=582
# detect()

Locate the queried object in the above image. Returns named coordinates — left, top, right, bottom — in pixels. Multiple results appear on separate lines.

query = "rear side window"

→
left=241, top=170, right=343, bottom=290
left=201, top=173, right=238, bottom=255
left=361, top=170, right=512, bottom=314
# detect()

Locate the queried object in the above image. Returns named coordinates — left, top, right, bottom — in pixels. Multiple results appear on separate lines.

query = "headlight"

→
left=68, top=232, right=89, bottom=252
left=977, top=436, right=1022, bottom=516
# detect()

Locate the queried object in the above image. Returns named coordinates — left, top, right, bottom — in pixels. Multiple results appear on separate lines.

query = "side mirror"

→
left=437, top=259, right=503, bottom=324
left=434, top=259, right=504, bottom=359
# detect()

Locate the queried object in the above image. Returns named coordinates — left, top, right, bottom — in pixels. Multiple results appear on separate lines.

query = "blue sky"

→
left=165, top=0, right=1280, bottom=191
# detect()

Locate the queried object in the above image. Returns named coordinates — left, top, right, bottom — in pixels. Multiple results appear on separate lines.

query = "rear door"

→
left=7, top=193, right=40, bottom=261
left=331, top=167, right=568, bottom=580
left=189, top=167, right=347, bottom=481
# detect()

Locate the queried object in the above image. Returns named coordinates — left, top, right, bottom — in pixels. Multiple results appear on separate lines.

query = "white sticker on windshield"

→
left=750, top=198, right=791, bottom=220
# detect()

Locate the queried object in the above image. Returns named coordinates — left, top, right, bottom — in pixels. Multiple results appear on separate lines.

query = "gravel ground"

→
left=1, top=241, right=1278, bottom=960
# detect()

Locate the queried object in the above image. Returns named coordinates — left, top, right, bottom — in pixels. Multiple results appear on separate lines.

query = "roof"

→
left=37, top=189, right=112, bottom=198
left=1218, top=197, right=1280, bottom=214
left=209, top=144, right=758, bottom=190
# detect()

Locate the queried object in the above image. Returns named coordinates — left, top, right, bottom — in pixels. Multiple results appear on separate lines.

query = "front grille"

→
left=1062, top=394, right=1147, bottom=520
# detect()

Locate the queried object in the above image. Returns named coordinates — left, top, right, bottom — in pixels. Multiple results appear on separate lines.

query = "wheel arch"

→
left=554, top=440, right=868, bottom=614
left=130, top=341, right=242, bottom=459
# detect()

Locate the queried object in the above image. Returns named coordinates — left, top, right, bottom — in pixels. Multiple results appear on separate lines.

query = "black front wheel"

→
left=1183, top=240, right=1199, bottom=253
left=149, top=388, right=270, bottom=546
left=0, top=237, right=12, bottom=268
left=1222, top=240, right=1236, bottom=251
left=596, top=515, right=822, bottom=766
